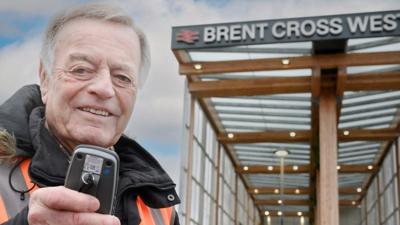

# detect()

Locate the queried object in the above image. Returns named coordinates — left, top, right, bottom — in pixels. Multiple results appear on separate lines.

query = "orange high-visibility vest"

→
left=0, top=159, right=175, bottom=225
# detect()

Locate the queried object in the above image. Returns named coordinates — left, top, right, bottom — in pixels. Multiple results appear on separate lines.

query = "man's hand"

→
left=28, top=186, right=120, bottom=225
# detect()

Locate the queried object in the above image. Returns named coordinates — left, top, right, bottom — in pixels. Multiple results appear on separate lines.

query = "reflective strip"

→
left=0, top=161, right=30, bottom=219
left=137, top=196, right=156, bottom=225
left=19, top=159, right=38, bottom=194
left=159, top=207, right=173, bottom=225
left=136, top=196, right=174, bottom=225
left=0, top=194, right=9, bottom=223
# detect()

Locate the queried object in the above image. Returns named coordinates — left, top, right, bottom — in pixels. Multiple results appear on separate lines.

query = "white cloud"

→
left=0, top=37, right=41, bottom=100
left=0, top=0, right=78, bottom=16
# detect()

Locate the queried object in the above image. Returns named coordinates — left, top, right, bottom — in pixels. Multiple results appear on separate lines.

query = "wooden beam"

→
left=180, top=51, right=400, bottom=75
left=247, top=186, right=365, bottom=195
left=336, top=67, right=346, bottom=123
left=336, top=164, right=377, bottom=173
left=189, top=76, right=311, bottom=97
left=218, top=131, right=311, bottom=143
left=172, top=49, right=191, bottom=64
left=339, top=187, right=366, bottom=195
left=318, top=89, right=339, bottom=225
left=255, top=199, right=311, bottom=206
left=237, top=164, right=376, bottom=174
left=338, top=128, right=400, bottom=141
left=264, top=211, right=310, bottom=217
left=248, top=187, right=310, bottom=195
left=255, top=199, right=359, bottom=206
left=217, top=128, right=398, bottom=144
left=187, top=71, right=400, bottom=98
left=309, top=67, right=320, bottom=225
left=346, top=71, right=400, bottom=91
left=238, top=165, right=310, bottom=174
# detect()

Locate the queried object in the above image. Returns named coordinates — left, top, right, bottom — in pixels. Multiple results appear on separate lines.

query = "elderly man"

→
left=0, top=3, right=180, bottom=225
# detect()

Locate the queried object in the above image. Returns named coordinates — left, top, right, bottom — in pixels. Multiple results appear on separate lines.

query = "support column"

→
left=395, top=139, right=400, bottom=223
left=317, top=89, right=339, bottom=225
left=214, top=144, right=222, bottom=225
left=376, top=175, right=382, bottom=225
left=184, top=96, right=195, bottom=225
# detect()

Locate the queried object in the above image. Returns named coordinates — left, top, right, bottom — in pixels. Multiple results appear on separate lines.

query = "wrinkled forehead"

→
left=53, top=18, right=141, bottom=66
left=54, top=18, right=140, bottom=52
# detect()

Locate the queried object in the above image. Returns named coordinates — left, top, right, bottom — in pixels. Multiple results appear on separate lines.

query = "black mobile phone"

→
left=64, top=145, right=119, bottom=214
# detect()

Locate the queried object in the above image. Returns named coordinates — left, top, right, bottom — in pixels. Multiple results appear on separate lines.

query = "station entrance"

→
left=171, top=10, right=400, bottom=225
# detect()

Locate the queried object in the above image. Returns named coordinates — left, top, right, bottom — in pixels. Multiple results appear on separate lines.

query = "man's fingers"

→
left=29, top=207, right=120, bottom=225
left=31, top=186, right=99, bottom=212
left=69, top=212, right=120, bottom=225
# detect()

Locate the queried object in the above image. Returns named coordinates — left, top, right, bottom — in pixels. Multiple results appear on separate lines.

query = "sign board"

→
left=171, top=10, right=400, bottom=49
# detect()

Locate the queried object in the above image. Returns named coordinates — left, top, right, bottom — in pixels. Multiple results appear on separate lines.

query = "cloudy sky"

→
left=0, top=0, right=399, bottom=188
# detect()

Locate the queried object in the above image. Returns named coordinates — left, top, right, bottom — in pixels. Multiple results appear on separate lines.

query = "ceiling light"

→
left=274, top=189, right=279, bottom=194
left=193, top=63, right=202, bottom=70
left=352, top=201, right=356, bottom=205
left=367, top=165, right=373, bottom=170
left=254, top=189, right=259, bottom=194
left=243, top=166, right=249, bottom=171
left=277, top=211, right=283, bottom=216
left=227, top=133, right=234, bottom=139
left=274, top=149, right=289, bottom=157
left=357, top=187, right=362, bottom=193
left=268, top=166, right=274, bottom=171
left=289, top=131, right=296, bottom=137
left=293, top=165, right=299, bottom=171
left=281, top=59, right=290, bottom=65
left=278, top=200, right=282, bottom=204
left=295, top=189, right=300, bottom=194
left=297, top=212, right=303, bottom=216
left=264, top=211, right=270, bottom=216
left=343, top=130, right=350, bottom=136
left=337, top=165, right=341, bottom=170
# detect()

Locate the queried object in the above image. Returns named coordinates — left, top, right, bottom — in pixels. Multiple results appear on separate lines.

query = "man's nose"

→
left=87, top=69, right=116, bottom=99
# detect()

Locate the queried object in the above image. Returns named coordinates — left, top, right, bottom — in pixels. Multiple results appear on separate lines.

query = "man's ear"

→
left=39, top=61, right=49, bottom=104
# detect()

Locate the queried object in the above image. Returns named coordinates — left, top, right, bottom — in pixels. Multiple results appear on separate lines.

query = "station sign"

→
left=171, top=10, right=400, bottom=49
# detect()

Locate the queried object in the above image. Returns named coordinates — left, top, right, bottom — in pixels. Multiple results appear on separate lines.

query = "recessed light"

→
left=357, top=187, right=362, bottom=193
left=227, top=133, right=234, bottom=139
left=281, top=59, right=290, bottom=65
left=343, top=130, right=350, bottom=136
left=278, top=200, right=282, bottom=204
left=274, top=189, right=279, bottom=194
left=277, top=211, right=282, bottom=216
left=268, top=166, right=274, bottom=171
left=243, top=166, right=249, bottom=171
left=264, top=211, right=270, bottom=216
left=290, top=131, right=296, bottom=137
left=193, top=63, right=202, bottom=70
left=293, top=165, right=299, bottom=171
left=295, top=189, right=300, bottom=194
left=254, top=189, right=259, bottom=194
left=297, top=212, right=303, bottom=216
left=367, top=165, right=373, bottom=170
left=337, top=165, right=341, bottom=170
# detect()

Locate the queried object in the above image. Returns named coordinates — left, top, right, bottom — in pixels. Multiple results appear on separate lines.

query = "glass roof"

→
left=174, top=28, right=400, bottom=217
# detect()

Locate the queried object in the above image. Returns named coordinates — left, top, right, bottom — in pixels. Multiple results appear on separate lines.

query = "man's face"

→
left=40, top=19, right=141, bottom=150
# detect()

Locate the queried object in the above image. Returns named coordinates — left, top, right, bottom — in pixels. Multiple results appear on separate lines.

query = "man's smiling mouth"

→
left=79, top=107, right=111, bottom=117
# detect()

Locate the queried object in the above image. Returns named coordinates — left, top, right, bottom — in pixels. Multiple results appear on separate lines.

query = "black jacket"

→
left=0, top=84, right=180, bottom=225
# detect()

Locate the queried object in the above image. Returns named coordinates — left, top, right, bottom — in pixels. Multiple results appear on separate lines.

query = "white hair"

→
left=40, top=3, right=150, bottom=87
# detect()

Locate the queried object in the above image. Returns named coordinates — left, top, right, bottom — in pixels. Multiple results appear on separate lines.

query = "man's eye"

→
left=113, top=74, right=133, bottom=87
left=71, top=68, right=91, bottom=75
